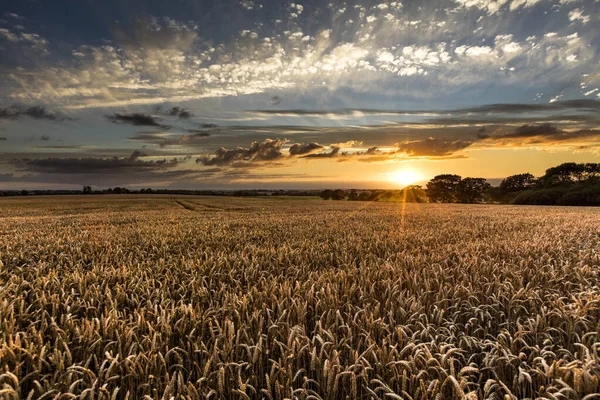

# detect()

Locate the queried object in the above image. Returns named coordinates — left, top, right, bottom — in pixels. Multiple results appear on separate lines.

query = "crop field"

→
left=1, top=195, right=599, bottom=399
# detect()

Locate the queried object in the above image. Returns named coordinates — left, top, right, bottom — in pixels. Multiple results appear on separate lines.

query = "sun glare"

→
left=391, top=169, right=421, bottom=187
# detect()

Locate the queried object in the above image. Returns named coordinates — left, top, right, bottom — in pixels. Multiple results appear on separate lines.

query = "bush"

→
left=511, top=187, right=569, bottom=205
left=511, top=184, right=600, bottom=206
left=556, top=184, right=600, bottom=206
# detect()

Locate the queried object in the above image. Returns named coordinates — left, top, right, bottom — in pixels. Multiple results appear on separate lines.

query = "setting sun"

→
left=390, top=169, right=421, bottom=187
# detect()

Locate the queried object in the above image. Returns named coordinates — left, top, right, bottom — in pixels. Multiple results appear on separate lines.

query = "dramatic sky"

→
left=0, top=0, right=598, bottom=189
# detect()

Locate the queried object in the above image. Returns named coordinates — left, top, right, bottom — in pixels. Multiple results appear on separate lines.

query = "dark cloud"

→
left=128, top=150, right=148, bottom=160
left=458, top=100, right=600, bottom=114
left=107, top=113, right=167, bottom=128
left=249, top=108, right=405, bottom=116
left=247, top=100, right=600, bottom=133
left=0, top=168, right=212, bottom=187
left=180, top=132, right=210, bottom=144
left=185, top=130, right=211, bottom=136
left=129, top=130, right=210, bottom=148
left=0, top=137, right=6, bottom=140
left=168, top=107, right=192, bottom=119
left=302, top=146, right=341, bottom=158
left=484, top=124, right=600, bottom=143
left=506, top=123, right=561, bottom=138
left=289, top=142, right=324, bottom=155
left=197, top=138, right=286, bottom=166
left=128, top=132, right=177, bottom=147
left=477, top=127, right=490, bottom=139
left=330, top=146, right=383, bottom=162
left=249, top=100, right=600, bottom=117
left=40, top=135, right=50, bottom=141
left=13, top=150, right=179, bottom=174
left=0, top=105, right=74, bottom=121
left=37, top=145, right=86, bottom=150
left=153, top=105, right=193, bottom=119
left=395, top=137, right=473, bottom=156
left=424, top=114, right=600, bottom=126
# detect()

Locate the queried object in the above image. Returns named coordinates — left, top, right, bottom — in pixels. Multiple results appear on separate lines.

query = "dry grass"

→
left=1, top=195, right=599, bottom=399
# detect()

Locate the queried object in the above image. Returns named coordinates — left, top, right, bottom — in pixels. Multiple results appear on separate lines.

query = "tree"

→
left=457, top=177, right=491, bottom=203
left=542, top=162, right=586, bottom=186
left=82, top=185, right=92, bottom=194
left=320, top=189, right=333, bottom=200
left=584, top=163, right=600, bottom=181
left=331, top=189, right=346, bottom=200
left=112, top=187, right=129, bottom=194
left=358, top=191, right=372, bottom=201
left=426, top=174, right=462, bottom=203
left=347, top=190, right=359, bottom=201
left=499, top=173, right=536, bottom=193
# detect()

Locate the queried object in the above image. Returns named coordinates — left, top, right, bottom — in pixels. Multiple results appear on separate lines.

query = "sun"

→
left=390, top=169, right=421, bottom=187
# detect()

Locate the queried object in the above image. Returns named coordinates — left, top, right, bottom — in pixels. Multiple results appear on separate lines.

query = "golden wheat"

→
left=0, top=195, right=599, bottom=399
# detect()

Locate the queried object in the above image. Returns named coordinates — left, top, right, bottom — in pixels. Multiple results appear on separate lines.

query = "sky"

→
left=0, top=0, right=598, bottom=190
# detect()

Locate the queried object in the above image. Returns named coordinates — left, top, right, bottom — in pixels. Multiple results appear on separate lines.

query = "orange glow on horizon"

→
left=389, top=169, right=421, bottom=188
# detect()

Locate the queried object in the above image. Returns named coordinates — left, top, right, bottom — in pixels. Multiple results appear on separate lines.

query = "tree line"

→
left=319, top=162, right=600, bottom=206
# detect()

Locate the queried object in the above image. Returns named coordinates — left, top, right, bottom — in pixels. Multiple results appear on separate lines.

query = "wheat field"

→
left=1, top=195, right=599, bottom=399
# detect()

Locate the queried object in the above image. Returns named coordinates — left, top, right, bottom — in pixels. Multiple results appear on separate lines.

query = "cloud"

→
left=288, top=142, right=324, bottom=155
left=3, top=2, right=596, bottom=110
left=128, top=132, right=179, bottom=147
left=197, top=138, right=286, bottom=166
left=111, top=17, right=198, bottom=51
left=154, top=105, right=193, bottom=118
left=456, top=99, right=600, bottom=114
left=484, top=123, right=600, bottom=143
left=477, top=127, right=490, bottom=139
left=185, top=130, right=211, bottom=136
left=12, top=150, right=180, bottom=174
left=568, top=8, right=590, bottom=24
left=395, top=137, right=474, bottom=156
left=505, top=123, right=561, bottom=138
left=249, top=100, right=600, bottom=118
left=452, top=0, right=544, bottom=15
left=129, top=130, right=211, bottom=148
left=331, top=140, right=364, bottom=148
left=128, top=149, right=148, bottom=159
left=301, top=146, right=341, bottom=158
left=0, top=136, right=6, bottom=140
left=0, top=28, right=47, bottom=47
left=107, top=113, right=167, bottom=128
left=179, top=131, right=211, bottom=143
left=0, top=168, right=208, bottom=187
left=0, top=105, right=73, bottom=121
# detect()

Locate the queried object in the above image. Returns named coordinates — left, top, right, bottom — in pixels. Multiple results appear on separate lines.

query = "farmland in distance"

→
left=1, top=195, right=599, bottom=399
